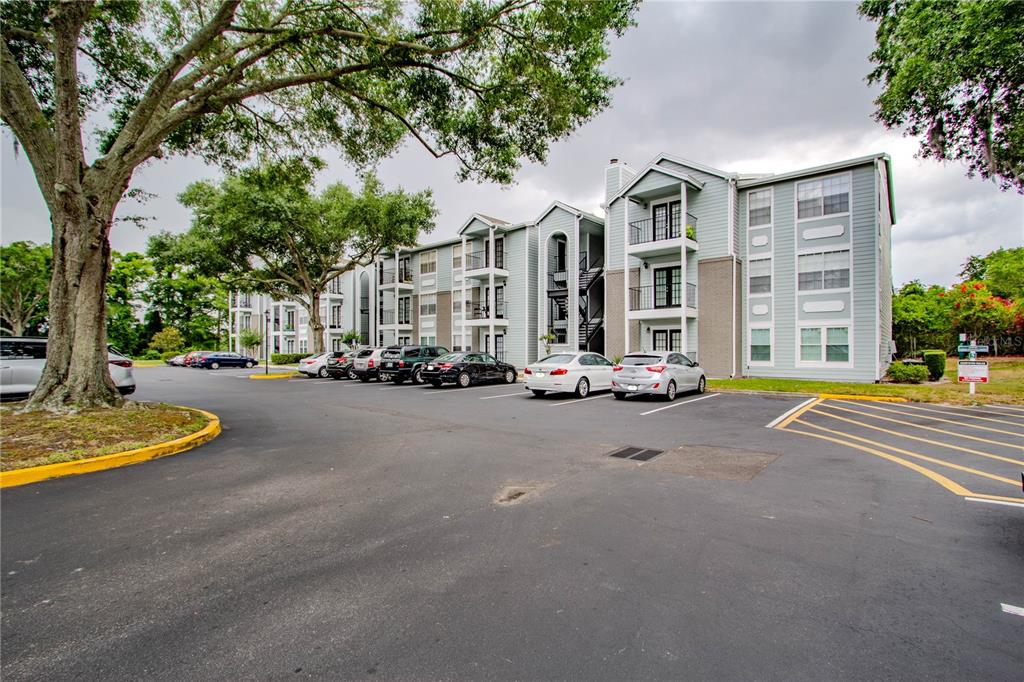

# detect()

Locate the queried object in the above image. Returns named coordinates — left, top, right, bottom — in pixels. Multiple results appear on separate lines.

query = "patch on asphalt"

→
left=494, top=482, right=549, bottom=506
left=642, top=445, right=779, bottom=481
left=608, top=445, right=664, bottom=462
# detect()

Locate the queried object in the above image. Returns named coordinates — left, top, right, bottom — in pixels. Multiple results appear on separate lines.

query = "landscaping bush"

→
left=139, top=349, right=162, bottom=360
left=270, top=353, right=307, bottom=365
left=887, top=362, right=929, bottom=384
left=160, top=350, right=180, bottom=361
left=921, top=350, right=947, bottom=381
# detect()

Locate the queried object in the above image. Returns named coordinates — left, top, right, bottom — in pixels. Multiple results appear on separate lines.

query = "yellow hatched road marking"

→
left=775, top=397, right=823, bottom=429
left=811, top=405, right=1024, bottom=467
left=836, top=400, right=1024, bottom=438
left=783, top=426, right=973, bottom=497
left=795, top=418, right=1020, bottom=487
left=894, top=402, right=1024, bottom=427
left=824, top=402, right=1024, bottom=451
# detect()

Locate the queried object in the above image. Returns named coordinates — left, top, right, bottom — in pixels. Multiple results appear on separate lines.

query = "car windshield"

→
left=537, top=354, right=577, bottom=364
left=621, top=355, right=662, bottom=365
left=435, top=353, right=464, bottom=363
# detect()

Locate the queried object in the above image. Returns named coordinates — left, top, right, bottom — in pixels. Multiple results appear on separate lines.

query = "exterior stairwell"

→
left=578, top=250, right=604, bottom=352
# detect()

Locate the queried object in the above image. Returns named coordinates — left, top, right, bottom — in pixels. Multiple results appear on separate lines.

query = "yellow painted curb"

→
left=819, top=393, right=908, bottom=403
left=0, top=407, right=221, bottom=489
left=249, top=373, right=298, bottom=380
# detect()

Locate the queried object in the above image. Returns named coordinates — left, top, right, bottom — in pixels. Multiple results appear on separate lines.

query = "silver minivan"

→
left=611, top=351, right=705, bottom=401
left=0, top=337, right=137, bottom=401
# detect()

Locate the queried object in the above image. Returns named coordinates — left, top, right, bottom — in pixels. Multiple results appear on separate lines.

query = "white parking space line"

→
left=1000, top=603, right=1024, bottom=617
left=765, top=397, right=818, bottom=429
left=549, top=394, right=612, bottom=407
left=480, top=392, right=527, bottom=400
left=966, top=497, right=1024, bottom=509
left=639, top=392, right=720, bottom=416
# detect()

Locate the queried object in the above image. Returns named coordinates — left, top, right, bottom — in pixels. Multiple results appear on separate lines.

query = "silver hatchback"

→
left=611, top=351, right=705, bottom=401
left=0, top=337, right=137, bottom=401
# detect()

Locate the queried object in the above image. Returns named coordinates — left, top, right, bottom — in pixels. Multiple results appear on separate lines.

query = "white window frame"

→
left=796, top=322, right=853, bottom=368
left=748, top=188, right=772, bottom=227
left=795, top=171, right=852, bottom=222
left=748, top=325, right=773, bottom=367
left=452, top=243, right=462, bottom=270
left=747, top=256, right=772, bottom=298
left=796, top=247, right=852, bottom=293
left=419, top=292, right=437, bottom=317
left=419, top=249, right=437, bottom=274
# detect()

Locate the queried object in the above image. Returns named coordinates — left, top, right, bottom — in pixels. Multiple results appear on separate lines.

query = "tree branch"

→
left=0, top=41, right=57, bottom=207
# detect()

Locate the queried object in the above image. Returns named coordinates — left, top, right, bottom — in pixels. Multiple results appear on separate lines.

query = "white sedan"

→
left=523, top=351, right=615, bottom=398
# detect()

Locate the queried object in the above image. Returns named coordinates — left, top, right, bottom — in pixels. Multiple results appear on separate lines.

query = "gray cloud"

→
left=2, top=1, right=1021, bottom=287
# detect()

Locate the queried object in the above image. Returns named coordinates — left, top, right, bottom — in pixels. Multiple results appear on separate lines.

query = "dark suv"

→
left=378, top=345, right=449, bottom=384
left=326, top=349, right=359, bottom=380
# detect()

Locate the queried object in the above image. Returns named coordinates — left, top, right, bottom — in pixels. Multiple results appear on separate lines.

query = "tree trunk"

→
left=27, top=198, right=122, bottom=411
left=307, top=292, right=326, bottom=354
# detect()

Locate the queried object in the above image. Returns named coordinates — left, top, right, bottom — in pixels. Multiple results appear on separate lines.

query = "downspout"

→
left=573, top=213, right=581, bottom=350
left=729, top=178, right=738, bottom=378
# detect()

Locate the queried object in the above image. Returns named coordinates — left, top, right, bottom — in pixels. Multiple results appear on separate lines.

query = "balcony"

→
left=464, top=251, right=508, bottom=279
left=379, top=268, right=413, bottom=288
left=627, top=214, right=698, bottom=258
left=547, top=270, right=569, bottom=294
left=628, top=284, right=697, bottom=319
left=464, top=301, right=509, bottom=326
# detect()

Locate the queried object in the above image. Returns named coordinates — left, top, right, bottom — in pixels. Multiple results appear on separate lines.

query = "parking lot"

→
left=2, top=366, right=1022, bottom=680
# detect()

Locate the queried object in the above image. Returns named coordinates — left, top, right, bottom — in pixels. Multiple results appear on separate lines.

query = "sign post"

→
left=956, top=339, right=989, bottom=395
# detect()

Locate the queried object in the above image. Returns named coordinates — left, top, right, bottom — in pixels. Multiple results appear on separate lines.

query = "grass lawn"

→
left=0, top=403, right=210, bottom=471
left=131, top=359, right=168, bottom=368
left=708, top=356, right=1024, bottom=405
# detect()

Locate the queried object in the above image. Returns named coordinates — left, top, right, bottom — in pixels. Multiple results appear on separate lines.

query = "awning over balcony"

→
left=613, top=165, right=704, bottom=202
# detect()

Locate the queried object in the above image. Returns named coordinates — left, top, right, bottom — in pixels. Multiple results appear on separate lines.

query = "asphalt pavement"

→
left=2, top=367, right=1022, bottom=680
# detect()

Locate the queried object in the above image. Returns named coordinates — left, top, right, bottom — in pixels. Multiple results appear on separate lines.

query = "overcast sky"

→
left=2, top=1, right=1021, bottom=287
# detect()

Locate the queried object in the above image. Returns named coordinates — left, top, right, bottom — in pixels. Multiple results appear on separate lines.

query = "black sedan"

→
left=420, top=352, right=517, bottom=388
left=194, top=352, right=259, bottom=369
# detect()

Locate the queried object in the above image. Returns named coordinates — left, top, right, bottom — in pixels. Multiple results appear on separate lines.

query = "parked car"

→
left=194, top=351, right=259, bottom=369
left=523, top=351, right=616, bottom=398
left=183, top=350, right=215, bottom=367
left=326, top=350, right=359, bottom=380
left=420, top=352, right=517, bottom=388
left=378, top=345, right=450, bottom=384
left=350, top=347, right=388, bottom=382
left=165, top=354, right=186, bottom=366
left=0, top=336, right=136, bottom=401
left=298, top=351, right=347, bottom=378
left=611, top=351, right=705, bottom=401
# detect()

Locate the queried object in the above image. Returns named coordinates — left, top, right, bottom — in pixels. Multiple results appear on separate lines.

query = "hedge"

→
left=921, top=350, right=946, bottom=381
left=270, top=353, right=308, bottom=365
left=887, top=362, right=929, bottom=384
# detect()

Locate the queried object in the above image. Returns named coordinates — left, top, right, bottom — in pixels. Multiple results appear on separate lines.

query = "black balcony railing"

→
left=629, top=284, right=682, bottom=311
left=467, top=301, right=506, bottom=320
left=548, top=270, right=568, bottom=292
left=379, top=269, right=413, bottom=285
left=465, top=250, right=505, bottom=271
left=628, top=213, right=698, bottom=245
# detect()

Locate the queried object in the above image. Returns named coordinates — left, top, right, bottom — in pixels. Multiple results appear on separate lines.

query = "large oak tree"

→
left=1, top=0, right=637, bottom=409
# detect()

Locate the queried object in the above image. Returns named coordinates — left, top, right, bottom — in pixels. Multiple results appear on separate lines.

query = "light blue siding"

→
left=658, top=160, right=732, bottom=260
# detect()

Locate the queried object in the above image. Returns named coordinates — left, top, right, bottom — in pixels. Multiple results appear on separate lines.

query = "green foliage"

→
left=238, top=328, right=263, bottom=351
left=961, top=247, right=1024, bottom=300
left=892, top=280, right=955, bottom=355
left=139, top=349, right=162, bottom=360
left=0, top=240, right=51, bottom=335
left=686, top=225, right=696, bottom=241
left=859, top=0, right=1024, bottom=191
left=945, top=280, right=1016, bottom=341
left=921, top=350, right=947, bottom=381
left=342, top=329, right=362, bottom=348
left=106, top=251, right=154, bottom=356
left=271, top=353, right=307, bottom=365
left=886, top=362, right=930, bottom=384
left=148, top=327, right=184, bottom=353
left=160, top=350, right=180, bottom=361
left=146, top=233, right=227, bottom=350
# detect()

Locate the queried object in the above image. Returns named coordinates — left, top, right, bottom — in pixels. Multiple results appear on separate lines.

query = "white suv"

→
left=0, top=337, right=137, bottom=401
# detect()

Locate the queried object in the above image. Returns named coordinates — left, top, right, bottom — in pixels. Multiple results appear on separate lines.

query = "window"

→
left=452, top=244, right=462, bottom=270
left=420, top=250, right=437, bottom=274
left=398, top=297, right=411, bottom=324
left=652, top=200, right=682, bottom=239
left=0, top=339, right=47, bottom=359
left=748, top=190, right=771, bottom=226
left=332, top=338, right=342, bottom=352
left=654, top=267, right=682, bottom=308
left=652, top=329, right=682, bottom=352
left=242, top=313, right=252, bottom=330
left=453, top=289, right=465, bottom=314
left=800, top=326, right=849, bottom=363
left=749, top=258, right=771, bottom=295
left=420, top=336, right=436, bottom=346
left=749, top=328, right=771, bottom=363
left=797, top=175, right=850, bottom=219
left=330, top=304, right=342, bottom=327
left=798, top=250, right=850, bottom=291
left=285, top=310, right=295, bottom=330
left=328, top=276, right=342, bottom=294
left=419, top=293, right=437, bottom=316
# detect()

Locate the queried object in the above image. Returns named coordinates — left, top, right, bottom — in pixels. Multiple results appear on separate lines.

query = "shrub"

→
left=148, top=327, right=184, bottom=353
left=921, top=350, right=946, bottom=381
left=270, top=353, right=307, bottom=365
left=887, top=362, right=929, bottom=384
left=160, top=350, right=180, bottom=361
left=139, top=349, right=162, bottom=360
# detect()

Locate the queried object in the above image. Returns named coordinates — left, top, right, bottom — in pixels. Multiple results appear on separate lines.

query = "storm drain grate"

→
left=608, top=446, right=664, bottom=462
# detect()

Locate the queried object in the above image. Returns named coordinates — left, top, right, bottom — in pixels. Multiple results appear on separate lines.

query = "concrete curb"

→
left=0, top=407, right=221, bottom=489
left=818, top=393, right=908, bottom=403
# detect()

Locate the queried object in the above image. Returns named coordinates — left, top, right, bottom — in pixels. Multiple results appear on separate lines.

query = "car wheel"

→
left=210, top=362, right=220, bottom=370
left=457, top=371, right=471, bottom=388
left=503, top=369, right=516, bottom=384
left=412, top=367, right=424, bottom=385
left=359, top=376, right=369, bottom=383
left=574, top=377, right=590, bottom=398
left=347, top=368, right=356, bottom=380
left=664, top=380, right=677, bottom=402
left=245, top=361, right=254, bottom=368
left=531, top=389, right=546, bottom=398
left=697, top=375, right=706, bottom=394
left=318, top=367, right=328, bottom=378
left=612, top=391, right=626, bottom=400
left=430, top=380, right=442, bottom=388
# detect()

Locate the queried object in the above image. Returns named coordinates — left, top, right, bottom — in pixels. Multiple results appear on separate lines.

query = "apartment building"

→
left=229, top=151, right=894, bottom=382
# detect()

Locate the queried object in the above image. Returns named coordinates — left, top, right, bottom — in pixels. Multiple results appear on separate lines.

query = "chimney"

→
left=610, top=158, right=619, bottom=164
left=604, top=158, right=635, bottom=203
